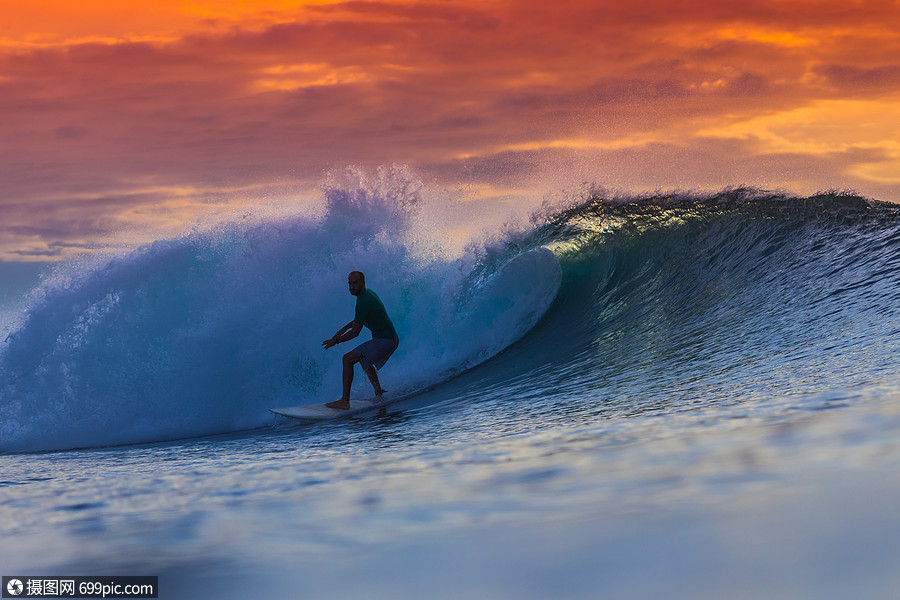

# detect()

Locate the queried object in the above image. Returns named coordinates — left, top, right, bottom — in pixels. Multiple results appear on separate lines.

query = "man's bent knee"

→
left=343, top=350, right=361, bottom=366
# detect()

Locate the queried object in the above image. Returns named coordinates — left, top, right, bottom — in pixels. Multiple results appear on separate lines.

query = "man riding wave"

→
left=322, top=271, right=399, bottom=410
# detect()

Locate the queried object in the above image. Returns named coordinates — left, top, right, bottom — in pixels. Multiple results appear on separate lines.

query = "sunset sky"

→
left=1, top=0, right=899, bottom=260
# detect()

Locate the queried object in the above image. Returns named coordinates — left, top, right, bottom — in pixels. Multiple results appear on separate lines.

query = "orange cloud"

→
left=1, top=0, right=899, bottom=259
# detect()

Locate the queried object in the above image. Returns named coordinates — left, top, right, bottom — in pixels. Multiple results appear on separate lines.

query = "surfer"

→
left=322, top=271, right=399, bottom=409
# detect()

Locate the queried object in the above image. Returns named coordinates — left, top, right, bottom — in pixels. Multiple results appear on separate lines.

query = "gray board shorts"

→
left=355, top=336, right=400, bottom=370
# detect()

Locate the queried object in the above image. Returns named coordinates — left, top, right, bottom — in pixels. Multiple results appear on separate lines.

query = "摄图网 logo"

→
left=6, top=579, right=24, bottom=596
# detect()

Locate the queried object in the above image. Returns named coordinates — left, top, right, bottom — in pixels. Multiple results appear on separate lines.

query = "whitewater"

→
left=2, top=172, right=900, bottom=598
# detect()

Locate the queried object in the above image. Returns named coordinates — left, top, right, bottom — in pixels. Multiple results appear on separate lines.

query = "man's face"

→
left=348, top=274, right=364, bottom=296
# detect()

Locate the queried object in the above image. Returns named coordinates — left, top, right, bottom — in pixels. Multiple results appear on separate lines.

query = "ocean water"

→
left=1, top=179, right=900, bottom=598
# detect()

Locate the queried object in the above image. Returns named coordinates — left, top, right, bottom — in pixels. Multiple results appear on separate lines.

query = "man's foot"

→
left=326, top=399, right=350, bottom=410
left=373, top=393, right=384, bottom=403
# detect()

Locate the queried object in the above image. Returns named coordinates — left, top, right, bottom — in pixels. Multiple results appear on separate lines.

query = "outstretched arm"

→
left=322, top=321, right=363, bottom=349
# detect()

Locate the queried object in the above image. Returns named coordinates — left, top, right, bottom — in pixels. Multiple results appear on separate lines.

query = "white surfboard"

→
left=270, top=392, right=401, bottom=421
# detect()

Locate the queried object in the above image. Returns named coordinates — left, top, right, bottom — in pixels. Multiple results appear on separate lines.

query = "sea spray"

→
left=0, top=168, right=561, bottom=452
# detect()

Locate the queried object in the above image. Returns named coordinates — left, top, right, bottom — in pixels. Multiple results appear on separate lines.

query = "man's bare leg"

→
left=364, top=365, right=385, bottom=401
left=326, top=351, right=360, bottom=409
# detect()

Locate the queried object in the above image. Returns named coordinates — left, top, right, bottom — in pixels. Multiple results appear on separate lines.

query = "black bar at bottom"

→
left=3, top=576, right=158, bottom=599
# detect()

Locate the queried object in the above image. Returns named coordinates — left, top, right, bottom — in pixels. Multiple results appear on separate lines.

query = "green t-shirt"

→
left=354, top=288, right=397, bottom=340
